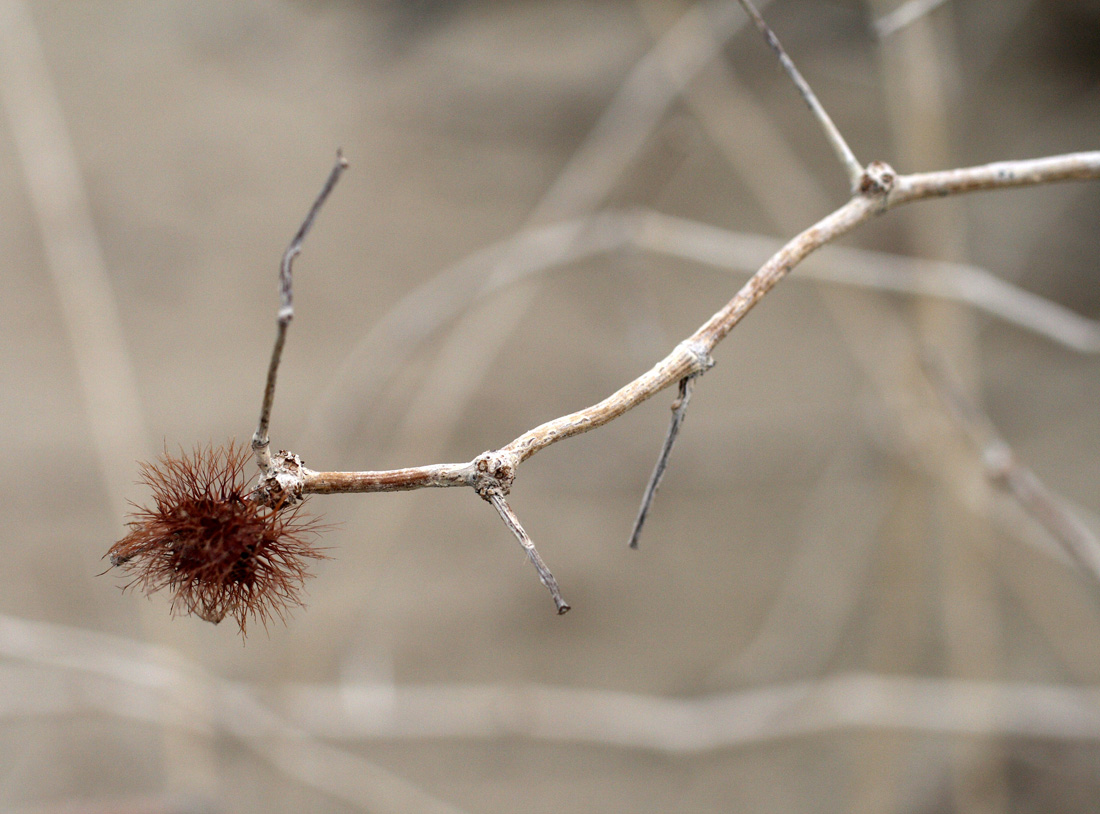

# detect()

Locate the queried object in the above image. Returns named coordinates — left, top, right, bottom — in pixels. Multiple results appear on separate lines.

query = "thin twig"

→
left=922, top=354, right=1100, bottom=584
left=253, top=151, right=348, bottom=472
left=629, top=376, right=697, bottom=549
left=488, top=493, right=570, bottom=614
left=735, top=0, right=863, bottom=190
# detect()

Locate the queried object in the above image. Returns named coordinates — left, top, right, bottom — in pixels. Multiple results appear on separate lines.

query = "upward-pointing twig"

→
left=253, top=151, right=349, bottom=473
left=735, top=0, right=863, bottom=191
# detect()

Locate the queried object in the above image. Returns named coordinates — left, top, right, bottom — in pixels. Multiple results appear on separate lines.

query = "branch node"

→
left=254, top=449, right=307, bottom=508
left=859, top=160, right=897, bottom=197
left=678, top=338, right=716, bottom=376
left=471, top=449, right=519, bottom=499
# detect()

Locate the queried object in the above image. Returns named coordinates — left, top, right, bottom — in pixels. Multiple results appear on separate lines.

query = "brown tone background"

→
left=2, top=0, right=1100, bottom=811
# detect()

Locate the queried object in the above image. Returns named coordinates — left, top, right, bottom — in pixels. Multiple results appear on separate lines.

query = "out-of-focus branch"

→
left=11, top=623, right=1100, bottom=754
left=0, top=0, right=149, bottom=517
left=284, top=673, right=1100, bottom=751
left=922, top=354, right=1100, bottom=583
left=305, top=208, right=1100, bottom=426
left=0, top=614, right=466, bottom=814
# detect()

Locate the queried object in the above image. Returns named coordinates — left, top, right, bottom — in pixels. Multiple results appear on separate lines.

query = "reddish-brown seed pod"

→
left=107, top=442, right=326, bottom=635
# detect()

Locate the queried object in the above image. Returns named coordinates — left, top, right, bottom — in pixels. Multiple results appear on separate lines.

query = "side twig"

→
left=253, top=151, right=349, bottom=474
left=629, top=375, right=700, bottom=549
left=488, top=493, right=571, bottom=614
left=736, top=0, right=863, bottom=189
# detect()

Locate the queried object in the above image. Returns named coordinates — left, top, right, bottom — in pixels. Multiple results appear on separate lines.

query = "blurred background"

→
left=2, top=0, right=1100, bottom=811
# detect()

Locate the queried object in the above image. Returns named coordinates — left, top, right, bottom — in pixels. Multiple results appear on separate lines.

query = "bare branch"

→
left=303, top=461, right=474, bottom=494
left=629, top=376, right=699, bottom=549
left=736, top=0, right=863, bottom=189
left=253, top=151, right=349, bottom=473
left=294, top=152, right=1099, bottom=492
left=891, top=152, right=1100, bottom=202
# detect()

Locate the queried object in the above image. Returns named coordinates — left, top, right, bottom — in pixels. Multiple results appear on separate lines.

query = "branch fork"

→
left=470, top=449, right=519, bottom=499
left=255, top=449, right=308, bottom=508
left=859, top=160, right=897, bottom=198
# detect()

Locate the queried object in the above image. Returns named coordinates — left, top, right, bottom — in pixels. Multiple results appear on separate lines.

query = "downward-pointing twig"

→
left=488, top=493, right=570, bottom=614
left=629, top=376, right=698, bottom=549
left=736, top=0, right=863, bottom=190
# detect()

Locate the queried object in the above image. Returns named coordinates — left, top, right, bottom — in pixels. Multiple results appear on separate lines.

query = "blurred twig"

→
left=308, top=208, right=1100, bottom=442
left=9, top=636, right=1100, bottom=754
left=922, top=354, right=1100, bottom=583
left=0, top=0, right=148, bottom=517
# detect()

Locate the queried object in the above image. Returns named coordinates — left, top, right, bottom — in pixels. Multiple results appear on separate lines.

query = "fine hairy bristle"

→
left=107, top=442, right=326, bottom=635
